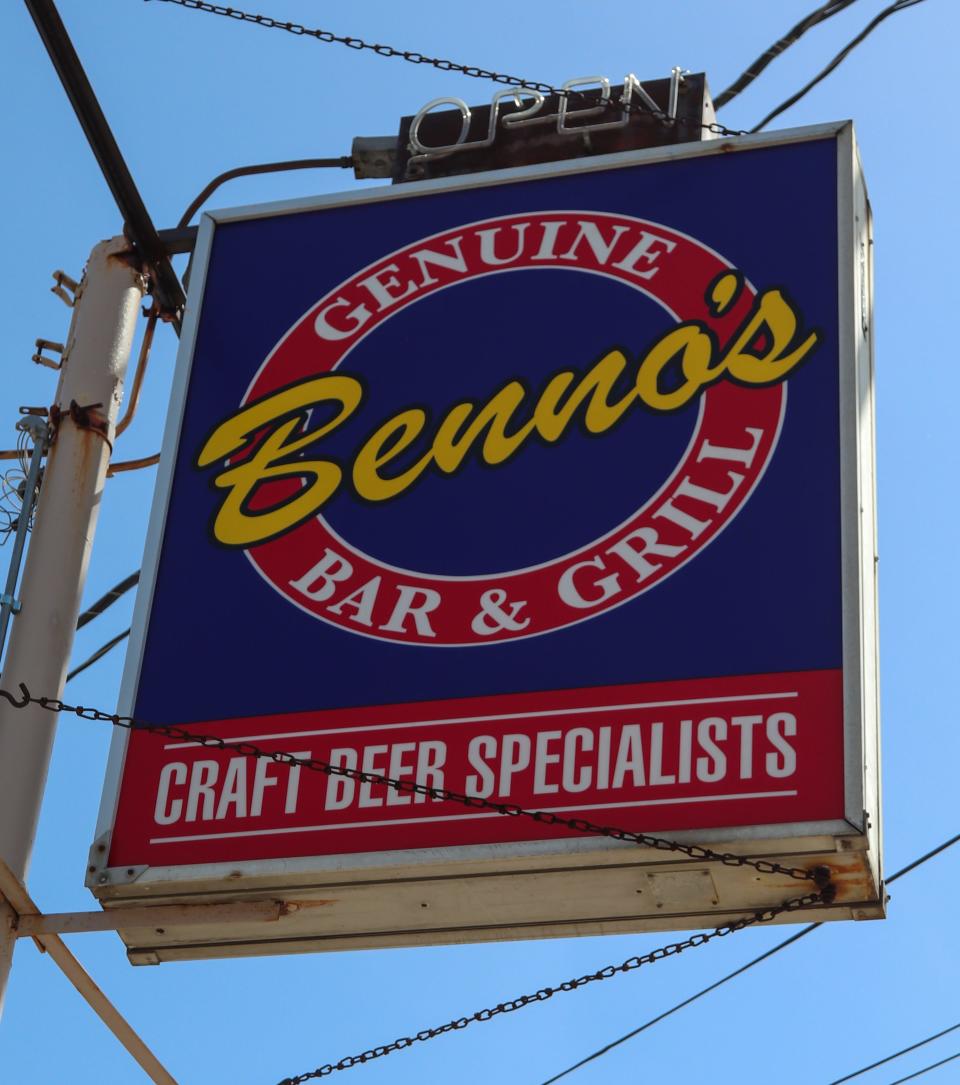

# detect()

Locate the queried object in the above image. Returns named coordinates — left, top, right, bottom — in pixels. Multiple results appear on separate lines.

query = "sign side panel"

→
left=852, top=132, right=881, bottom=886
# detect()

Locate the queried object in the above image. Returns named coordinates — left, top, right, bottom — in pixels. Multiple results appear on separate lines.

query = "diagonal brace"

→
left=0, top=859, right=178, bottom=1085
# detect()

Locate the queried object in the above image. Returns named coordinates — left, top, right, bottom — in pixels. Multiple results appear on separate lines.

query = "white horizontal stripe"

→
left=148, top=789, right=798, bottom=845
left=162, top=690, right=799, bottom=750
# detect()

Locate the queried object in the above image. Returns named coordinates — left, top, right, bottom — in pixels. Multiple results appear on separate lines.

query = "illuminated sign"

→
left=405, top=68, right=685, bottom=167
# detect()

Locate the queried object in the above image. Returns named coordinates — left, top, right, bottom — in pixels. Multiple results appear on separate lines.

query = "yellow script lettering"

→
left=197, top=284, right=820, bottom=547
left=196, top=376, right=362, bottom=546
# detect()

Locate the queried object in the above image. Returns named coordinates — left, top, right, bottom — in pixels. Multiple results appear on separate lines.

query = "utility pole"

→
left=0, top=235, right=144, bottom=1016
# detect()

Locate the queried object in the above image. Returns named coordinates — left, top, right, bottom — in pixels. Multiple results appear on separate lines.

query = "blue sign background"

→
left=135, top=137, right=840, bottom=724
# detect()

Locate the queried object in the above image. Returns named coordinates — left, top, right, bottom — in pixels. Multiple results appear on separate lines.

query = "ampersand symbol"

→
left=470, top=588, right=531, bottom=636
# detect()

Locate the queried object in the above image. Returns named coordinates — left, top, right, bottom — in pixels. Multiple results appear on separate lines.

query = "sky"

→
left=1, top=1, right=959, bottom=1083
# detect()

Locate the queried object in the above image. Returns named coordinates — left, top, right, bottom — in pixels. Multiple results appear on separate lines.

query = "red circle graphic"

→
left=239, top=211, right=784, bottom=646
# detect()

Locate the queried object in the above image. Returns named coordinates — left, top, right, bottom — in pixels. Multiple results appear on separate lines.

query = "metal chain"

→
left=0, top=683, right=826, bottom=885
left=275, top=886, right=832, bottom=1082
left=0, top=680, right=834, bottom=1077
left=144, top=0, right=746, bottom=139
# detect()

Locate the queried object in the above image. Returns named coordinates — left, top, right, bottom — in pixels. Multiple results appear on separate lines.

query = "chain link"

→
left=0, top=680, right=835, bottom=1076
left=275, top=886, right=831, bottom=1082
left=144, top=0, right=747, bottom=139
left=0, top=683, right=827, bottom=884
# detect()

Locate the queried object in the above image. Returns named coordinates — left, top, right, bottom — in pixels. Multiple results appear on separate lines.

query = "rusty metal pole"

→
left=0, top=236, right=143, bottom=1017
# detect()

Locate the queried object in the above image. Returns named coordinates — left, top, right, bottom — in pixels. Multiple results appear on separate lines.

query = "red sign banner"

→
left=110, top=669, right=842, bottom=867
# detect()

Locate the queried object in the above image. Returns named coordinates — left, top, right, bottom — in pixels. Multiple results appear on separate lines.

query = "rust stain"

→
left=106, top=247, right=141, bottom=270
left=805, top=857, right=880, bottom=905
left=48, top=402, right=114, bottom=466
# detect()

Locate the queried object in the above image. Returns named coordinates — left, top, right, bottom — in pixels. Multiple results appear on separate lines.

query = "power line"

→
left=68, top=571, right=140, bottom=681
left=275, top=888, right=829, bottom=1085
left=887, top=1051, right=960, bottom=1084
left=539, top=830, right=960, bottom=1084
left=76, top=572, right=139, bottom=629
left=889, top=832, right=960, bottom=882
left=66, top=629, right=130, bottom=683
left=752, top=0, right=929, bottom=131
left=828, top=1023, right=960, bottom=1085
left=152, top=0, right=928, bottom=146
left=69, top=570, right=139, bottom=680
left=714, top=0, right=860, bottom=108
left=540, top=922, right=820, bottom=1084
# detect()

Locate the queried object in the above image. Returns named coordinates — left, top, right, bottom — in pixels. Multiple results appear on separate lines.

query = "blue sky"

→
left=2, top=2, right=959, bottom=1083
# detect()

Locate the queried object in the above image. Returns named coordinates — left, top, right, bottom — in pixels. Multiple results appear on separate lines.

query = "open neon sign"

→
left=407, top=68, right=685, bottom=165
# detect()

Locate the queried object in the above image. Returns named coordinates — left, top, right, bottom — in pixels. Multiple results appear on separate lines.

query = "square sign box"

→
left=90, top=121, right=882, bottom=964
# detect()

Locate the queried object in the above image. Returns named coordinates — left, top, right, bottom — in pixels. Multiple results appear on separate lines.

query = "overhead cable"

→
left=539, top=922, right=820, bottom=1084
left=752, top=0, right=929, bottom=131
left=540, top=830, right=960, bottom=1083
left=66, top=629, right=131, bottom=682
left=76, top=572, right=140, bottom=629
left=70, top=571, right=140, bottom=682
left=275, top=889, right=832, bottom=1084
left=827, top=1022, right=960, bottom=1085
left=715, top=0, right=860, bottom=108
left=886, top=1051, right=960, bottom=1084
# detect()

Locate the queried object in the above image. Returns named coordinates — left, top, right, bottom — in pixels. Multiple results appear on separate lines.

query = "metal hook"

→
left=0, top=684, right=31, bottom=709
